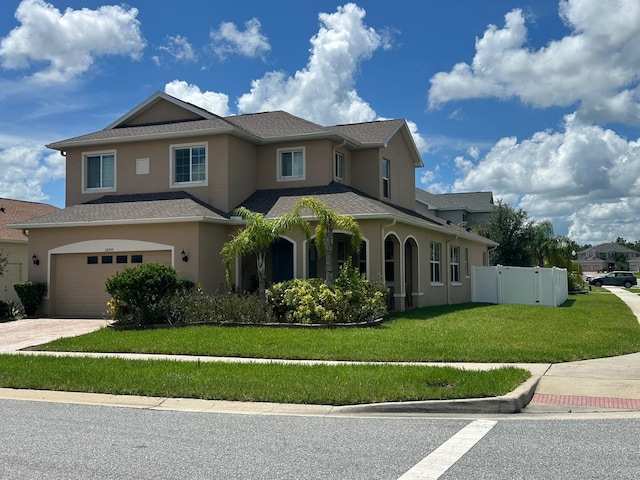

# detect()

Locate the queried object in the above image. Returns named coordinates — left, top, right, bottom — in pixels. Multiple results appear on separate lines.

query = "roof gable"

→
left=105, top=92, right=218, bottom=129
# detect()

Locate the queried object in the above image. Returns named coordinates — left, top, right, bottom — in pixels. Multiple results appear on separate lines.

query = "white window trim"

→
left=430, top=241, right=443, bottom=285
left=82, top=150, right=117, bottom=194
left=169, top=141, right=208, bottom=188
left=277, top=146, right=306, bottom=182
left=450, top=245, right=461, bottom=285
left=334, top=151, right=344, bottom=180
left=382, top=158, right=390, bottom=198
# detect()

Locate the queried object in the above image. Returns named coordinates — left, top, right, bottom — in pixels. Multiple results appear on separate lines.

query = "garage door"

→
left=54, top=251, right=171, bottom=318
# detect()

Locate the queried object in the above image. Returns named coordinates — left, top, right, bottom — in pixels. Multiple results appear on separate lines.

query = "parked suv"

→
left=589, top=271, right=637, bottom=288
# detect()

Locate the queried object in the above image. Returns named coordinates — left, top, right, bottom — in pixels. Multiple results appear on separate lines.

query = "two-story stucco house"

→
left=10, top=92, right=497, bottom=318
left=415, top=189, right=495, bottom=228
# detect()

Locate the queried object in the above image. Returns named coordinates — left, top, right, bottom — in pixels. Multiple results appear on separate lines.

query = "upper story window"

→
left=382, top=158, right=390, bottom=198
left=171, top=142, right=207, bottom=187
left=84, top=151, right=116, bottom=193
left=334, top=152, right=344, bottom=180
left=278, top=147, right=305, bottom=181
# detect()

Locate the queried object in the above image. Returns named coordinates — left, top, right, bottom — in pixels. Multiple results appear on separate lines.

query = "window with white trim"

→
left=430, top=242, right=441, bottom=283
left=335, top=151, right=344, bottom=180
left=171, top=143, right=207, bottom=186
left=277, top=147, right=305, bottom=181
left=382, top=158, right=390, bottom=198
left=450, top=245, right=460, bottom=284
left=84, top=151, right=115, bottom=192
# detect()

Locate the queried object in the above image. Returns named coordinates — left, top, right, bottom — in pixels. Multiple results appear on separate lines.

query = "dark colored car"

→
left=589, top=271, right=637, bottom=288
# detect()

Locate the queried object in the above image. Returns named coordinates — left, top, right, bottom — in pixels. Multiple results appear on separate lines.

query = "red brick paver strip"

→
left=532, top=393, right=640, bottom=410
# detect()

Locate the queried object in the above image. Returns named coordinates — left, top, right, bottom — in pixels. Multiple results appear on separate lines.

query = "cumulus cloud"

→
left=0, top=141, right=64, bottom=201
left=453, top=114, right=640, bottom=244
left=211, top=18, right=271, bottom=60
left=156, top=35, right=198, bottom=64
left=0, top=0, right=145, bottom=83
left=164, top=80, right=231, bottom=117
left=428, top=0, right=640, bottom=125
left=237, top=3, right=380, bottom=125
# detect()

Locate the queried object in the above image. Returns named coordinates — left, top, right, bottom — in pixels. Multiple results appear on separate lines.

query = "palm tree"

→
left=221, top=207, right=309, bottom=301
left=293, top=198, right=362, bottom=288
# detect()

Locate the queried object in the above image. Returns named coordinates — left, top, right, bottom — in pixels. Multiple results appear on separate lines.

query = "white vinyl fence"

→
left=472, top=265, right=568, bottom=307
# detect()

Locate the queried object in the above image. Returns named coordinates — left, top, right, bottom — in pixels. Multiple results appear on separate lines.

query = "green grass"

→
left=0, top=355, right=529, bottom=405
left=9, top=290, right=636, bottom=405
left=36, top=291, right=640, bottom=363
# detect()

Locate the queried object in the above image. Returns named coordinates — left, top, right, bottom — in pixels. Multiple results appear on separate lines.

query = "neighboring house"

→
left=0, top=198, right=58, bottom=303
left=10, top=91, right=497, bottom=318
left=415, top=189, right=495, bottom=227
left=576, top=243, right=640, bottom=272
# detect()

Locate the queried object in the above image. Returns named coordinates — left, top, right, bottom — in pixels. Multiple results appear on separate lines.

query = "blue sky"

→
left=1, top=0, right=639, bottom=246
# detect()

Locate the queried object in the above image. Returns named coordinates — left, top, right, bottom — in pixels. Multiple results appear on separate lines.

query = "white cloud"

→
left=157, top=35, right=198, bottom=64
left=0, top=141, right=64, bottom=202
left=428, top=0, right=640, bottom=125
left=211, top=18, right=271, bottom=60
left=453, top=114, right=640, bottom=244
left=0, top=0, right=145, bottom=84
left=164, top=80, right=230, bottom=117
left=237, top=3, right=380, bottom=125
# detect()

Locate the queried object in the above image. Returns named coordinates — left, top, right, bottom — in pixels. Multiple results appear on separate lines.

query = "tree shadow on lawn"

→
left=385, top=302, right=495, bottom=322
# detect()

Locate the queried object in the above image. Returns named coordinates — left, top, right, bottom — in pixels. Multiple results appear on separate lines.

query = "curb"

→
left=333, top=375, right=541, bottom=415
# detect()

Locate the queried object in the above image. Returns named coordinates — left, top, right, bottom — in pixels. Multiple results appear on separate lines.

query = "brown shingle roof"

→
left=239, top=182, right=495, bottom=245
left=328, top=119, right=404, bottom=145
left=0, top=198, right=59, bottom=241
left=9, top=192, right=228, bottom=228
left=224, top=111, right=328, bottom=139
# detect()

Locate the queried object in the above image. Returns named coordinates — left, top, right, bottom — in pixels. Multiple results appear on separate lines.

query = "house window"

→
left=382, top=159, right=390, bottom=198
left=277, top=147, right=305, bottom=181
left=171, top=143, right=207, bottom=186
left=430, top=242, right=441, bottom=283
left=131, top=255, right=143, bottom=264
left=450, top=246, right=460, bottom=284
left=116, top=255, right=128, bottom=264
left=84, top=152, right=115, bottom=192
left=465, top=248, right=470, bottom=277
left=384, top=237, right=395, bottom=282
left=102, top=255, right=113, bottom=264
left=87, top=256, right=98, bottom=265
left=335, top=152, right=344, bottom=180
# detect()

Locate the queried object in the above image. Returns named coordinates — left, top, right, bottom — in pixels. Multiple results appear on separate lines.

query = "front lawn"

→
left=35, top=291, right=640, bottom=363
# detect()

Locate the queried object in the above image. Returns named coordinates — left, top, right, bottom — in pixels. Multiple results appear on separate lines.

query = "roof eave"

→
left=8, top=216, right=234, bottom=229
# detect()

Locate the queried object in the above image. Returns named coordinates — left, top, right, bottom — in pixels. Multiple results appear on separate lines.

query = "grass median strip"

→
left=0, top=355, right=530, bottom=405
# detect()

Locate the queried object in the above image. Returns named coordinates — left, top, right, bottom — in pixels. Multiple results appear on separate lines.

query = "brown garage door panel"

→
left=54, top=251, right=171, bottom=318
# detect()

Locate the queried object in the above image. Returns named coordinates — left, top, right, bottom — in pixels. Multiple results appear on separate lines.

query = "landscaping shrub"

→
left=14, top=281, right=47, bottom=317
left=160, top=285, right=274, bottom=325
left=105, top=264, right=186, bottom=326
left=266, top=259, right=388, bottom=324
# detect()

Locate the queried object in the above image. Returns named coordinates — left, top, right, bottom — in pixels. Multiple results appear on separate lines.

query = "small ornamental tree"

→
left=105, top=263, right=184, bottom=325
left=221, top=207, right=310, bottom=301
left=293, top=198, right=362, bottom=288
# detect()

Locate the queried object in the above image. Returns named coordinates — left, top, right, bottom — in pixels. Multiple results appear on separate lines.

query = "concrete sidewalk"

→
left=1, top=286, right=640, bottom=415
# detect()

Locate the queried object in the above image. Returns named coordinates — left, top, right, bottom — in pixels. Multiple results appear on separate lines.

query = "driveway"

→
left=0, top=318, right=110, bottom=352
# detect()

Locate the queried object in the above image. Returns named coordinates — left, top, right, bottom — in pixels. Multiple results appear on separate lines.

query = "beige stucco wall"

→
left=350, top=149, right=380, bottom=199
left=27, top=221, right=231, bottom=316
left=227, top=136, right=259, bottom=209
left=65, top=134, right=233, bottom=211
left=256, top=139, right=334, bottom=190
left=124, top=101, right=205, bottom=127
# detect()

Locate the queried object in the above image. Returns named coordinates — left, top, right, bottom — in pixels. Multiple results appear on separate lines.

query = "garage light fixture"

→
left=32, top=254, right=40, bottom=265
left=181, top=250, right=188, bottom=262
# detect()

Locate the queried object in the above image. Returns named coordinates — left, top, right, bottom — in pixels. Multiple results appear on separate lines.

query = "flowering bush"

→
left=266, top=259, right=387, bottom=324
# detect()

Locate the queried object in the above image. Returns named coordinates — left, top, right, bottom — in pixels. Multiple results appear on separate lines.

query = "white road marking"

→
left=397, top=419, right=498, bottom=480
